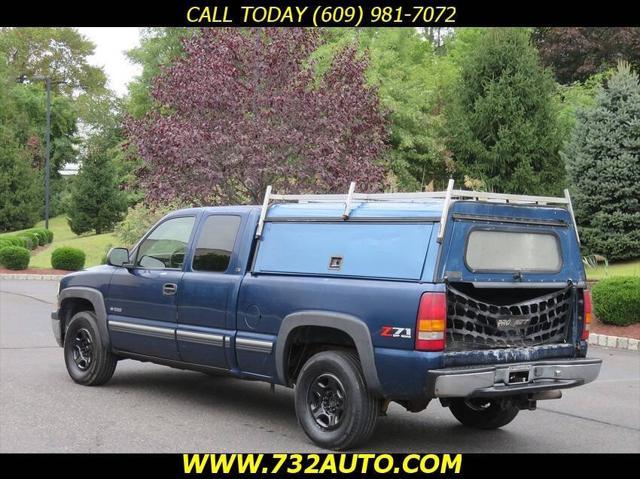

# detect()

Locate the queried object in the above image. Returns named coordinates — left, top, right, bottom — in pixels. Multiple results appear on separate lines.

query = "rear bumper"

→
left=51, top=311, right=63, bottom=347
left=426, top=358, right=602, bottom=398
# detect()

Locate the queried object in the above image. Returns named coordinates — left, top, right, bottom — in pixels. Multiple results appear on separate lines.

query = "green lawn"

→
left=2, top=216, right=116, bottom=269
left=585, top=259, right=640, bottom=281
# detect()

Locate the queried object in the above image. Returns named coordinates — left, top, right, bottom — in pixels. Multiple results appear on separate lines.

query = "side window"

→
left=192, top=215, right=241, bottom=273
left=135, top=216, right=195, bottom=270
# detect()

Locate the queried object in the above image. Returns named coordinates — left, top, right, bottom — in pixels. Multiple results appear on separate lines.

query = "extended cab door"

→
left=176, top=214, right=245, bottom=369
left=107, top=215, right=197, bottom=360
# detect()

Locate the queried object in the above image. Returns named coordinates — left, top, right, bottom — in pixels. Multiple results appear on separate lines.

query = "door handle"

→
left=162, top=283, right=178, bottom=295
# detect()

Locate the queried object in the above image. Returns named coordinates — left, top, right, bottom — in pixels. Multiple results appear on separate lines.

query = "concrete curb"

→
left=589, top=333, right=639, bottom=352
left=0, top=274, right=63, bottom=281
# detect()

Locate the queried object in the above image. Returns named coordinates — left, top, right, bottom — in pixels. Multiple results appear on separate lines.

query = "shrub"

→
left=14, top=234, right=32, bottom=249
left=0, top=239, right=13, bottom=250
left=28, top=230, right=46, bottom=246
left=28, top=232, right=41, bottom=246
left=4, top=237, right=16, bottom=246
left=592, top=276, right=640, bottom=326
left=51, top=247, right=86, bottom=271
left=0, top=245, right=30, bottom=270
left=18, top=233, right=38, bottom=250
left=18, top=236, right=32, bottom=249
left=29, top=228, right=52, bottom=245
left=2, top=236, right=23, bottom=247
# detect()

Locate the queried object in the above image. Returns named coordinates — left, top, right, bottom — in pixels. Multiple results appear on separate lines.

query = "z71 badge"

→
left=380, top=326, right=412, bottom=339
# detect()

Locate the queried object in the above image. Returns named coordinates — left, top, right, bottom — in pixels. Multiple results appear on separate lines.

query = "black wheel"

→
left=449, top=398, right=519, bottom=429
left=64, top=311, right=117, bottom=386
left=294, top=350, right=380, bottom=450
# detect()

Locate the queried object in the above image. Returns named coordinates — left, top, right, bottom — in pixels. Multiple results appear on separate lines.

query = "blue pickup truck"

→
left=52, top=182, right=602, bottom=449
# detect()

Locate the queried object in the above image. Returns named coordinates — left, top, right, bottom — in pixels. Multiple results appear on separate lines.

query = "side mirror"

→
left=107, top=247, right=131, bottom=267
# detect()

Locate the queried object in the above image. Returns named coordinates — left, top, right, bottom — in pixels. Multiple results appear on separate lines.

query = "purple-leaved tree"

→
left=127, top=28, right=388, bottom=205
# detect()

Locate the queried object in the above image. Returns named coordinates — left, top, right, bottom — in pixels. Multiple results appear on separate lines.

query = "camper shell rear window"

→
left=465, top=228, right=562, bottom=273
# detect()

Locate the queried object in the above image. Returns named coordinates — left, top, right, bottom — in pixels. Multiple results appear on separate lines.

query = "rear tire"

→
left=64, top=311, right=117, bottom=386
left=294, top=350, right=380, bottom=450
left=449, top=398, right=519, bottom=429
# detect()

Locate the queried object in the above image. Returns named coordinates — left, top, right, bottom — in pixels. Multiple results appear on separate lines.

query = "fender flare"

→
left=275, top=310, right=382, bottom=394
left=58, top=287, right=110, bottom=348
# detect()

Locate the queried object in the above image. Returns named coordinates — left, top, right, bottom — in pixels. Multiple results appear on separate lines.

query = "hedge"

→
left=0, top=246, right=30, bottom=270
left=7, top=236, right=31, bottom=249
left=32, top=230, right=46, bottom=246
left=25, top=228, right=53, bottom=244
left=17, top=233, right=38, bottom=250
left=592, top=276, right=640, bottom=326
left=1, top=236, right=26, bottom=248
left=28, top=230, right=45, bottom=246
left=51, top=247, right=86, bottom=271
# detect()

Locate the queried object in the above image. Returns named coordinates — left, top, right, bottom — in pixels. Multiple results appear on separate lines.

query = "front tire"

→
left=449, top=398, right=519, bottom=429
left=64, top=311, right=117, bottom=386
left=294, top=351, right=380, bottom=450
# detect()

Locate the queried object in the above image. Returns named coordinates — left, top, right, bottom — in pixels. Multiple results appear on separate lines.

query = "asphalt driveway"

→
left=1, top=279, right=639, bottom=452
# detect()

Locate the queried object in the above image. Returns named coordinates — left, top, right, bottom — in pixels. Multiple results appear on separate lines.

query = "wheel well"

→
left=284, top=326, right=358, bottom=384
left=60, top=298, right=94, bottom=338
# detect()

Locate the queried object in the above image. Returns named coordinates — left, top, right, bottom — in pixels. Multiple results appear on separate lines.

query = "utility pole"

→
left=44, top=77, right=51, bottom=229
left=17, top=75, right=65, bottom=230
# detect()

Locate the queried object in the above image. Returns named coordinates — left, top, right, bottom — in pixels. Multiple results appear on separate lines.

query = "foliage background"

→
left=0, top=26, right=638, bottom=265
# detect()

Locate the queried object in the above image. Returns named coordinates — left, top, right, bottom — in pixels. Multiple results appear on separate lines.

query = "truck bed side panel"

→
left=235, top=275, right=442, bottom=394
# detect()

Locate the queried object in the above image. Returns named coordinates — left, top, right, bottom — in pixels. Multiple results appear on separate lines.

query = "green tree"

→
left=0, top=125, right=38, bottom=232
left=0, top=27, right=106, bottom=96
left=0, top=58, right=39, bottom=232
left=125, top=27, right=195, bottom=118
left=0, top=28, right=113, bottom=219
left=67, top=138, right=127, bottom=235
left=445, top=28, right=564, bottom=194
left=564, top=63, right=640, bottom=261
left=555, top=71, right=610, bottom=140
left=314, top=28, right=455, bottom=190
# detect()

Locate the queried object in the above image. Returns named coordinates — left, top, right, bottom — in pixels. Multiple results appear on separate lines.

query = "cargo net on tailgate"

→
left=446, top=285, right=573, bottom=350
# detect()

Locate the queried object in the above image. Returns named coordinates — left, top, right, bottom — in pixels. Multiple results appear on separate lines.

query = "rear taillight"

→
left=415, top=292, right=447, bottom=351
left=581, top=290, right=592, bottom=341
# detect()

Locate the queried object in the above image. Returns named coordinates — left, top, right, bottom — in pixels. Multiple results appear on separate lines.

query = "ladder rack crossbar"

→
left=268, top=190, right=568, bottom=205
left=255, top=180, right=575, bottom=240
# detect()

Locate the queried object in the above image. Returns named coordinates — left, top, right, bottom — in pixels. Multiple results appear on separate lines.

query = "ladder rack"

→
left=255, top=180, right=580, bottom=244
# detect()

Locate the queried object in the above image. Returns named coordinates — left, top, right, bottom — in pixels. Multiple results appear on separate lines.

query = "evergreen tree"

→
left=446, top=29, right=565, bottom=194
left=0, top=58, right=38, bottom=232
left=564, top=63, right=640, bottom=261
left=67, top=141, right=127, bottom=235
left=0, top=125, right=38, bottom=232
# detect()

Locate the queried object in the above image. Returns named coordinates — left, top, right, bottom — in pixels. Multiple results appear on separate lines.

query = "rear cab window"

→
left=192, top=215, right=242, bottom=273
